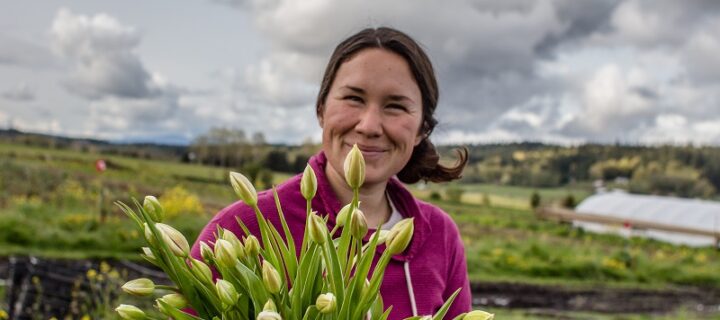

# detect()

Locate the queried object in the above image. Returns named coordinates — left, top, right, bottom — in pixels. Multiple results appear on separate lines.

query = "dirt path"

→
left=472, top=281, right=720, bottom=314
left=2, top=257, right=719, bottom=317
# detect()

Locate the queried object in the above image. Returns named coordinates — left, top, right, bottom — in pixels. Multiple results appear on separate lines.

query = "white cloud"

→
left=50, top=8, right=160, bottom=100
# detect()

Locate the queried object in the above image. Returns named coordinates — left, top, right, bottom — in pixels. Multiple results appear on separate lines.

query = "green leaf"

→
left=432, top=287, right=462, bottom=320
left=157, top=300, right=205, bottom=320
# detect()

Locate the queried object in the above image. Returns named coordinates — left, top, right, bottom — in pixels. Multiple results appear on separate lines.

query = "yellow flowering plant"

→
left=116, top=144, right=493, bottom=320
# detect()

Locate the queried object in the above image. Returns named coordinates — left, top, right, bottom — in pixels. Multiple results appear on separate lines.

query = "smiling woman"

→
left=191, top=27, right=471, bottom=320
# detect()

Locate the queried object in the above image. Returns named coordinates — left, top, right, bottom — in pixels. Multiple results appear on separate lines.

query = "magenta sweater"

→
left=190, top=152, right=471, bottom=319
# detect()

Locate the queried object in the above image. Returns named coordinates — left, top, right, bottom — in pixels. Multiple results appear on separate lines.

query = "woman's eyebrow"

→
left=341, top=85, right=365, bottom=94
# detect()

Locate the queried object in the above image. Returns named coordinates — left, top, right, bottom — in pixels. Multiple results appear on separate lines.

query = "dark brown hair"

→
left=316, top=27, right=467, bottom=184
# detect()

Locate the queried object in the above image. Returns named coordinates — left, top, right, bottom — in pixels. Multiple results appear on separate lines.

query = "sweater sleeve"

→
left=443, top=217, right=472, bottom=318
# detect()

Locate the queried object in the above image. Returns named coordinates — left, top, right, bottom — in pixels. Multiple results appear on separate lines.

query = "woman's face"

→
left=318, top=48, right=424, bottom=187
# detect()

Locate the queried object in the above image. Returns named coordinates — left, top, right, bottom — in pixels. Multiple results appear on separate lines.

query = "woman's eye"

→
left=387, top=104, right=407, bottom=111
left=344, top=95, right=363, bottom=103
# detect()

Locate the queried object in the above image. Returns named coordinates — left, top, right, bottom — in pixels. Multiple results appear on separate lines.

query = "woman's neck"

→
left=325, top=165, right=391, bottom=229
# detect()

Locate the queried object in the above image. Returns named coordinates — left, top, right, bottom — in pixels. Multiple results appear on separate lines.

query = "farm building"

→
left=571, top=190, right=720, bottom=247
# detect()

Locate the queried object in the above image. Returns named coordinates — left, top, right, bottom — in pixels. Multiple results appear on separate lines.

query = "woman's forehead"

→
left=332, top=49, right=420, bottom=99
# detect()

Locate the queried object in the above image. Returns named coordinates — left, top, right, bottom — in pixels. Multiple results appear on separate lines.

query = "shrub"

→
left=160, top=186, right=205, bottom=219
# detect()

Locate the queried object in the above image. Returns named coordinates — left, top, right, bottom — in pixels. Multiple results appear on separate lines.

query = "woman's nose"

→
left=354, top=106, right=383, bottom=137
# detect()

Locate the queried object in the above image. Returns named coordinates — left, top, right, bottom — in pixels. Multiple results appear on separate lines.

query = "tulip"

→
left=464, top=310, right=495, bottom=320
left=315, top=293, right=336, bottom=314
left=159, top=293, right=188, bottom=309
left=115, top=304, right=145, bottom=320
left=369, top=230, right=390, bottom=245
left=308, top=212, right=327, bottom=244
left=350, top=208, right=368, bottom=239
left=143, top=195, right=164, bottom=222
left=263, top=299, right=277, bottom=312
left=143, top=223, right=155, bottom=246
left=258, top=300, right=281, bottom=319
left=222, top=229, right=246, bottom=259
left=301, top=164, right=317, bottom=201
left=199, top=241, right=214, bottom=261
left=335, top=203, right=352, bottom=227
left=215, top=279, right=239, bottom=307
left=214, top=239, right=236, bottom=269
left=386, top=218, right=414, bottom=255
left=262, top=262, right=282, bottom=294
left=156, top=223, right=190, bottom=257
left=244, top=235, right=260, bottom=257
left=141, top=247, right=156, bottom=264
left=230, top=172, right=257, bottom=206
left=343, top=144, right=365, bottom=189
left=189, top=258, right=213, bottom=285
left=257, top=311, right=282, bottom=320
left=121, top=278, right=154, bottom=297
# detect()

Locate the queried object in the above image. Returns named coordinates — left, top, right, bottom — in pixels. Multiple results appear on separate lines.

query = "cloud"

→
left=50, top=8, right=161, bottom=100
left=0, top=34, right=56, bottom=68
left=2, top=82, right=35, bottom=101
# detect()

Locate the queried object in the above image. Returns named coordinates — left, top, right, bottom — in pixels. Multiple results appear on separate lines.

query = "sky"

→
left=1, top=0, right=719, bottom=146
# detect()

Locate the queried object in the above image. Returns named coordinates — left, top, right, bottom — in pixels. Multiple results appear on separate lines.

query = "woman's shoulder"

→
left=413, top=198, right=461, bottom=236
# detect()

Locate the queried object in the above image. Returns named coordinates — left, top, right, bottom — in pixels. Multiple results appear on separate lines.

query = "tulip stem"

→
left=155, top=285, right=179, bottom=292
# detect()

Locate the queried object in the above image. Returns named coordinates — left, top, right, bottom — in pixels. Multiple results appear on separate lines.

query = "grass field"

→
left=1, top=142, right=719, bottom=318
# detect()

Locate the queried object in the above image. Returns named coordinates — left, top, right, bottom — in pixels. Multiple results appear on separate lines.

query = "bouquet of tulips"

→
left=114, top=145, right=494, bottom=320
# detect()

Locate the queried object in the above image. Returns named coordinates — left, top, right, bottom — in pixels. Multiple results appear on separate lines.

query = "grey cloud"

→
left=0, top=34, right=56, bottom=69
left=213, top=0, right=720, bottom=145
left=2, top=83, right=35, bottom=101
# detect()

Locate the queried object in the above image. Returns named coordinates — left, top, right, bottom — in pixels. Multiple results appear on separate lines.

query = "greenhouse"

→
left=574, top=190, right=720, bottom=247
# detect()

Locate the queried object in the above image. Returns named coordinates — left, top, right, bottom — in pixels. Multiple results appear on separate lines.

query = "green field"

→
left=1, top=142, right=719, bottom=318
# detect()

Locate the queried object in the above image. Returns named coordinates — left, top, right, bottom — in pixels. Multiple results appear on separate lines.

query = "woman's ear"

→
left=414, top=133, right=424, bottom=146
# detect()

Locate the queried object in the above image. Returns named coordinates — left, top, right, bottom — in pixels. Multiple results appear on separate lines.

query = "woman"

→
left=191, top=27, right=470, bottom=319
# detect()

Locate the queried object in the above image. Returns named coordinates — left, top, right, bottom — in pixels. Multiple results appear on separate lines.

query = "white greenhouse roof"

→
left=574, top=190, right=720, bottom=247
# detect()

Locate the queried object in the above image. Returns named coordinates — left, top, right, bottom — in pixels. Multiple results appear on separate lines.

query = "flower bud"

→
left=315, top=293, right=336, bottom=314
left=143, top=223, right=155, bottom=245
left=464, top=310, right=495, bottom=320
left=141, top=247, right=156, bottom=264
left=222, top=229, right=246, bottom=259
left=121, top=278, right=155, bottom=296
left=343, top=144, right=365, bottom=189
left=159, top=293, right=188, bottom=309
left=215, top=279, right=239, bottom=307
left=350, top=208, right=368, bottom=239
left=115, top=304, right=145, bottom=320
left=200, top=241, right=214, bottom=261
left=386, top=218, right=414, bottom=255
left=230, top=172, right=257, bottom=206
left=143, top=195, right=164, bottom=222
left=189, top=258, right=213, bottom=285
left=214, top=239, right=236, bottom=269
left=244, top=235, right=260, bottom=257
left=301, top=164, right=317, bottom=201
left=263, top=299, right=277, bottom=312
left=257, top=311, right=282, bottom=320
left=308, top=212, right=327, bottom=244
left=156, top=223, right=190, bottom=257
left=335, top=203, right=352, bottom=227
left=262, top=262, right=281, bottom=294
left=370, top=230, right=390, bottom=245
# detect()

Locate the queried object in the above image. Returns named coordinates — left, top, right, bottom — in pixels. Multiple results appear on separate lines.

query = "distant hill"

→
left=0, top=128, right=188, bottom=161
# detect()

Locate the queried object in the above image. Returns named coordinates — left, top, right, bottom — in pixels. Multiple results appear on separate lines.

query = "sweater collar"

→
left=308, top=151, right=431, bottom=262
